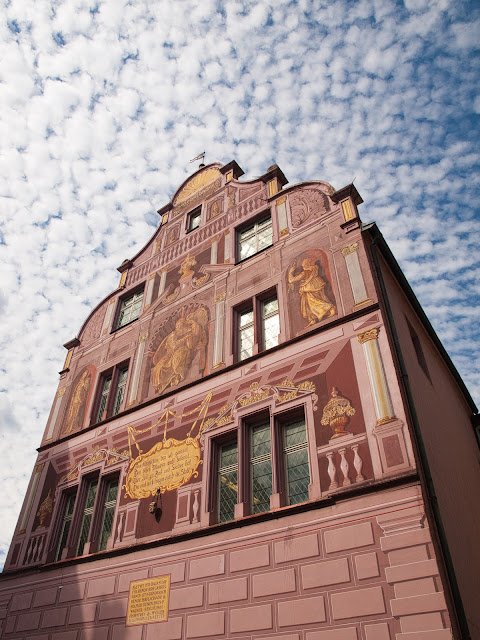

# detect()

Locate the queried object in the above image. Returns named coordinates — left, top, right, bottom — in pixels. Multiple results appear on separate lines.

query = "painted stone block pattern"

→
left=0, top=492, right=453, bottom=640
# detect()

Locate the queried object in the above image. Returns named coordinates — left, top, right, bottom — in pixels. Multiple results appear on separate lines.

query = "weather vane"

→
left=189, top=152, right=206, bottom=168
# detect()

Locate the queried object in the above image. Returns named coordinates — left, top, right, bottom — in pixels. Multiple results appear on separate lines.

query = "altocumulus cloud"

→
left=0, top=0, right=479, bottom=568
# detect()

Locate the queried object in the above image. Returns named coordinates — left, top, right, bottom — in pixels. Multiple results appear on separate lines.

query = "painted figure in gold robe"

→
left=63, top=369, right=92, bottom=435
left=288, top=257, right=336, bottom=327
left=151, top=308, right=208, bottom=395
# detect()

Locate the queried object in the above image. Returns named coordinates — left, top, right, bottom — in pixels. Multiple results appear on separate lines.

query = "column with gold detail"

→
left=210, top=235, right=220, bottom=265
left=101, top=298, right=116, bottom=335
left=276, top=195, right=289, bottom=237
left=357, top=328, right=412, bottom=475
left=341, top=243, right=370, bottom=307
left=158, top=267, right=168, bottom=297
left=213, top=292, right=226, bottom=368
left=44, top=387, right=66, bottom=441
left=223, top=230, right=231, bottom=264
left=128, top=332, right=148, bottom=406
left=358, top=328, right=394, bottom=425
left=143, top=273, right=156, bottom=310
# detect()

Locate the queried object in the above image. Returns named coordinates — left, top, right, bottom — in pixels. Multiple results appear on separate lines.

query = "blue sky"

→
left=0, top=0, right=479, bottom=568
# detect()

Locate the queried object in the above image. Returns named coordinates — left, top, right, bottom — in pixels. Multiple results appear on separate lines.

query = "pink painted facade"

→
left=1, top=161, right=478, bottom=639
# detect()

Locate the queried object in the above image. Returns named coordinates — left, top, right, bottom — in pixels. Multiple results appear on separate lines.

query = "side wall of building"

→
left=375, top=247, right=480, bottom=638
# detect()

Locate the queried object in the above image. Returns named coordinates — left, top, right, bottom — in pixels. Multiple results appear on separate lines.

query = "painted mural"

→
left=287, top=250, right=336, bottom=330
left=150, top=304, right=209, bottom=395
left=61, top=365, right=95, bottom=435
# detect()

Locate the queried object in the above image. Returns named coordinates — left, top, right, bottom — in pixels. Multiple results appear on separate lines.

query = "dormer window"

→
left=187, top=206, right=202, bottom=232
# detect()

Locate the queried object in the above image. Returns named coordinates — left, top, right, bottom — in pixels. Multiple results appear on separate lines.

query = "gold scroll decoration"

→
left=127, top=575, right=170, bottom=626
left=125, top=437, right=201, bottom=498
left=124, top=392, right=212, bottom=499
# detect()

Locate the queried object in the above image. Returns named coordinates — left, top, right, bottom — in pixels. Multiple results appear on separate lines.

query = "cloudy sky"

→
left=0, top=0, right=479, bottom=569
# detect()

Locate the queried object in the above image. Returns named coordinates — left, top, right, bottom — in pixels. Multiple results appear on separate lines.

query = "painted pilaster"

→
left=45, top=387, right=66, bottom=441
left=101, top=298, right=116, bottom=335
left=128, top=332, right=148, bottom=406
left=210, top=235, right=219, bottom=265
left=143, top=273, right=156, bottom=310
left=213, top=292, right=226, bottom=368
left=358, top=328, right=395, bottom=426
left=158, top=267, right=168, bottom=296
left=276, top=195, right=289, bottom=238
left=224, top=230, right=231, bottom=264
left=341, top=243, right=369, bottom=306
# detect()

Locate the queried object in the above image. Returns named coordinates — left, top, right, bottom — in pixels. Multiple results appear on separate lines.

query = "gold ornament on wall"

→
left=321, top=387, right=356, bottom=439
left=36, top=490, right=53, bottom=527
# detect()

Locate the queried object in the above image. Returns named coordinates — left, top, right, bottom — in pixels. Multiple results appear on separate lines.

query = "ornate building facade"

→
left=1, top=161, right=479, bottom=640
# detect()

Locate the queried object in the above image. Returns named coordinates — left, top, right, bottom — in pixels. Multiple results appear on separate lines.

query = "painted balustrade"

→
left=318, top=433, right=368, bottom=492
left=22, top=531, right=47, bottom=566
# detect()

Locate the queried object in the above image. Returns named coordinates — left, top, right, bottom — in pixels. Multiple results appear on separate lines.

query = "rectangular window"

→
left=250, top=421, right=272, bottom=514
left=237, top=215, right=273, bottom=261
left=77, top=478, right=98, bottom=556
left=94, top=364, right=129, bottom=423
left=54, top=474, right=119, bottom=561
left=116, top=289, right=143, bottom=329
left=217, top=441, right=238, bottom=523
left=187, top=206, right=202, bottom=232
left=236, top=292, right=279, bottom=362
left=55, top=492, right=77, bottom=562
left=98, top=478, right=119, bottom=551
left=282, top=417, right=310, bottom=505
left=213, top=408, right=309, bottom=523
left=261, top=296, right=280, bottom=351
left=238, top=307, right=254, bottom=361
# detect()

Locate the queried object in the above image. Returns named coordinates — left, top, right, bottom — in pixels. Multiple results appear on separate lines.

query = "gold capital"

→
left=215, top=292, right=226, bottom=303
left=139, top=332, right=149, bottom=343
left=357, top=328, right=380, bottom=344
left=341, top=243, right=358, bottom=256
left=276, top=195, right=287, bottom=205
left=280, top=228, right=289, bottom=237
left=57, top=387, right=67, bottom=397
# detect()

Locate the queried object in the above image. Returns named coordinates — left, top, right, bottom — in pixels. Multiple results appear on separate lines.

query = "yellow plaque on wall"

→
left=126, top=575, right=170, bottom=626
left=125, top=437, right=201, bottom=498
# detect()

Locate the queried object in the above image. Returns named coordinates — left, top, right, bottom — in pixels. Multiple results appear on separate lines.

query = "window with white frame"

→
left=116, top=289, right=143, bottom=329
left=237, top=214, right=273, bottom=261
left=187, top=206, right=202, bottom=232
left=236, top=292, right=280, bottom=362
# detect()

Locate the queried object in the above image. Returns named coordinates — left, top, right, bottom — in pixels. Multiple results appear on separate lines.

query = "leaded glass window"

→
left=261, top=296, right=279, bottom=350
left=112, top=368, right=128, bottom=416
left=250, top=422, right=272, bottom=514
left=55, top=492, right=77, bottom=562
left=76, top=478, right=98, bottom=556
left=217, top=441, right=238, bottom=523
left=96, top=376, right=112, bottom=422
left=238, top=308, right=254, bottom=361
left=116, top=290, right=143, bottom=329
left=98, top=478, right=119, bottom=551
left=238, top=216, right=273, bottom=261
left=283, top=418, right=310, bottom=505
left=188, top=207, right=201, bottom=231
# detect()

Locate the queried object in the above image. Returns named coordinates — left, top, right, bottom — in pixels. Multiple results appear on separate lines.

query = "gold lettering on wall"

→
left=127, top=575, right=170, bottom=626
left=125, top=438, right=201, bottom=498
